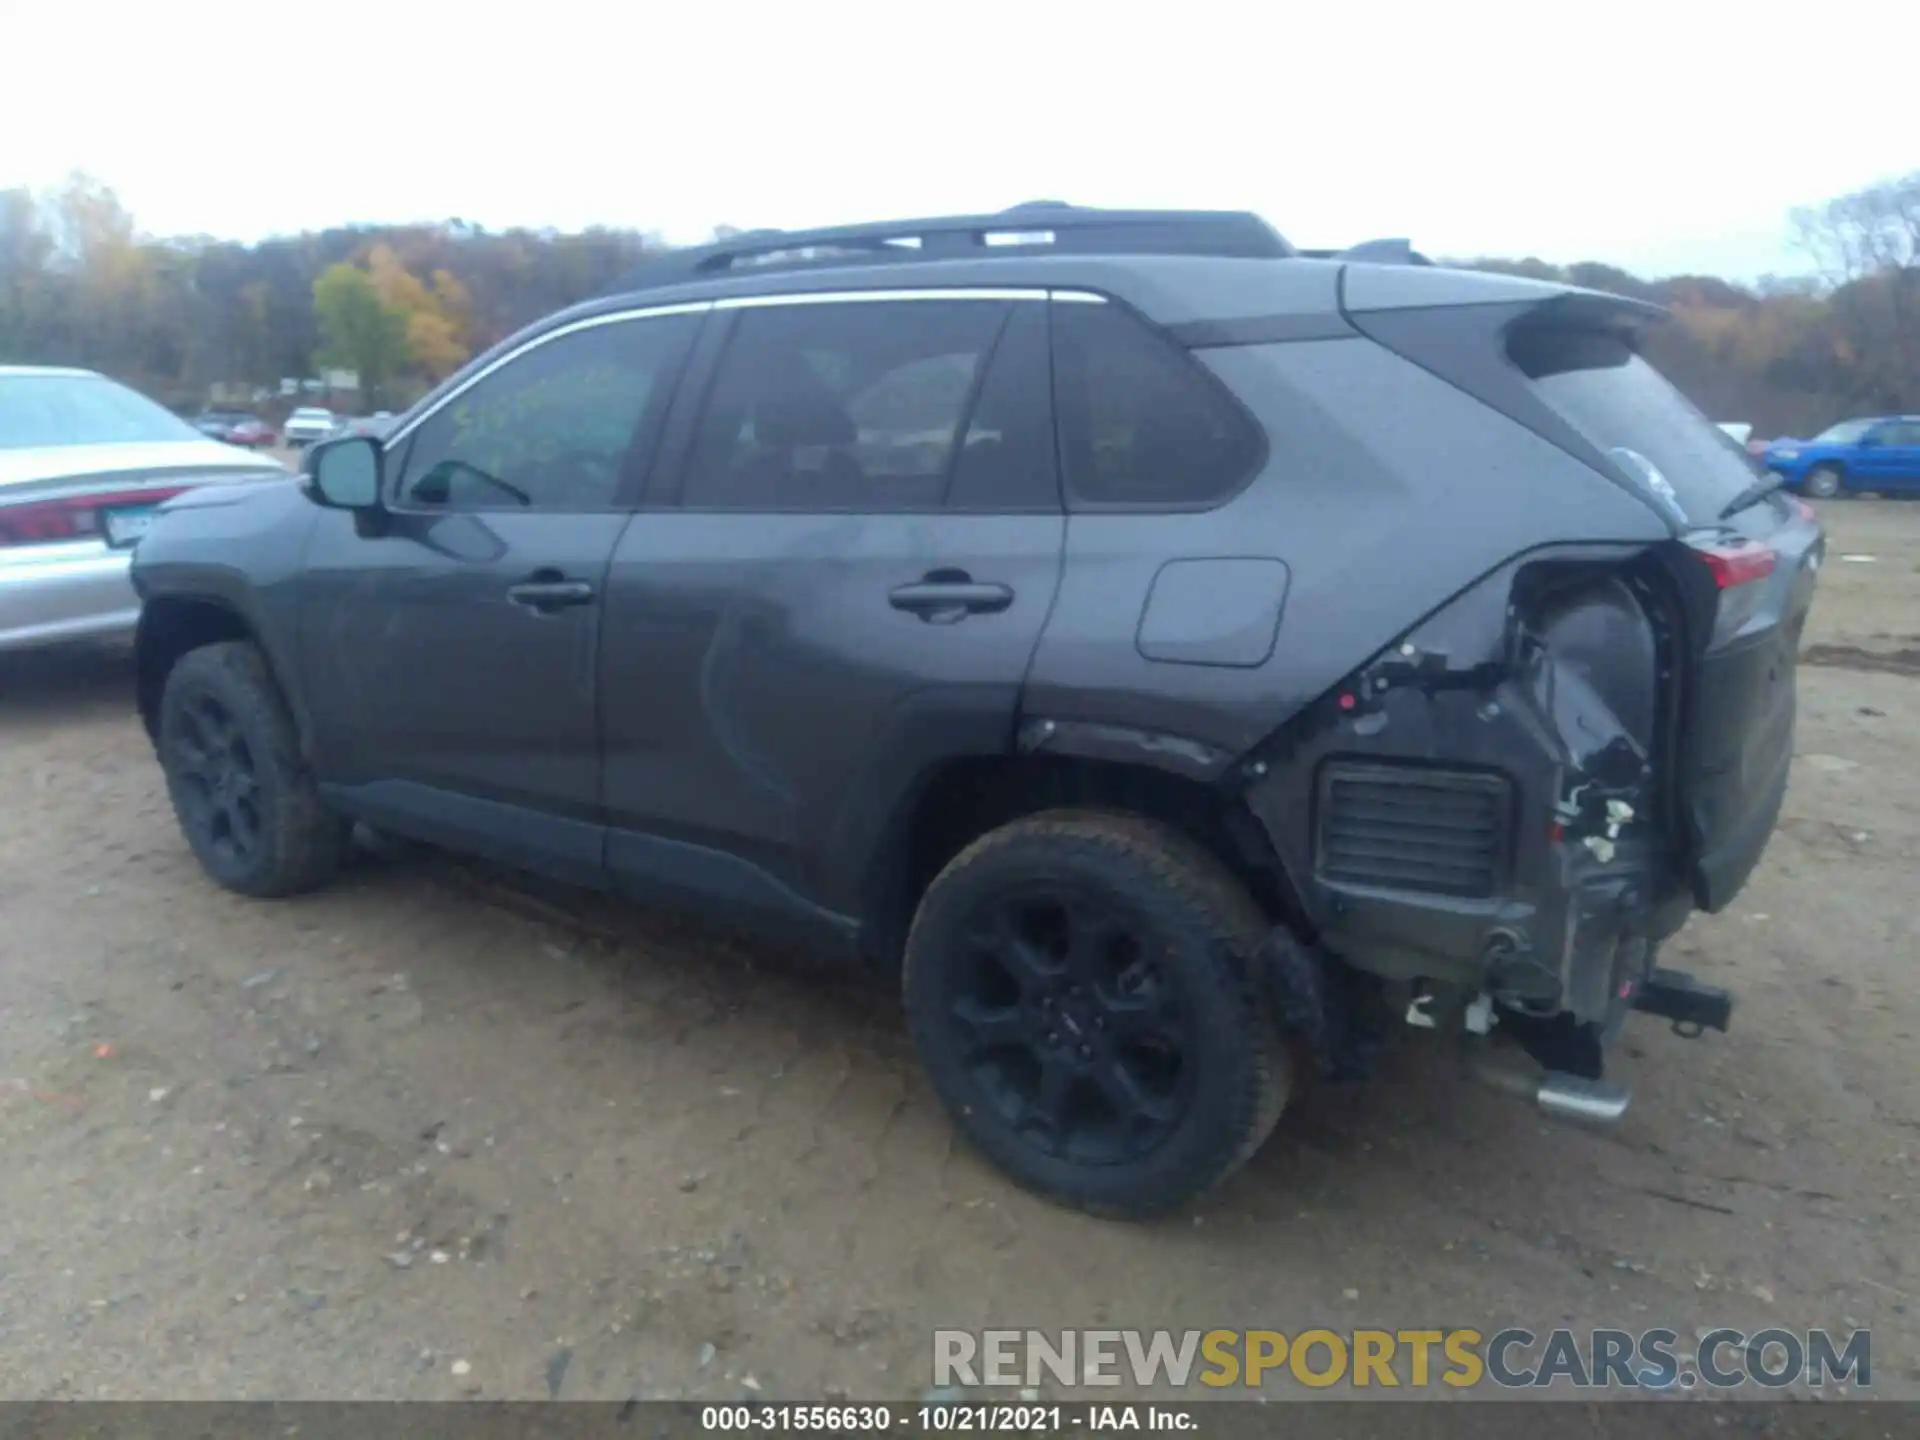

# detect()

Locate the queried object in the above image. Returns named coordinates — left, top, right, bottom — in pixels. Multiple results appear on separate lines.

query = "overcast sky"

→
left=3, top=0, right=1910, bottom=280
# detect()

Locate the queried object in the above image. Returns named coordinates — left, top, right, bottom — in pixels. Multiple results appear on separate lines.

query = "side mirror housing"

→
left=304, top=435, right=385, bottom=511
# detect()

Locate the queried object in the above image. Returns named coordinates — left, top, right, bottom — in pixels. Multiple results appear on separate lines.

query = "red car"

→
left=191, top=411, right=275, bottom=448
left=227, top=418, right=275, bottom=448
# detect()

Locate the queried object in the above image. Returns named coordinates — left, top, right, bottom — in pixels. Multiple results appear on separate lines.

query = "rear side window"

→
left=681, top=299, right=1011, bottom=511
left=1510, top=326, right=1759, bottom=526
left=1051, top=300, right=1262, bottom=508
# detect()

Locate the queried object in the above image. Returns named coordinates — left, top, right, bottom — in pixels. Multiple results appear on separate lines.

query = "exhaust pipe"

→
left=1471, top=1060, right=1631, bottom=1128
left=1536, top=1072, right=1631, bottom=1126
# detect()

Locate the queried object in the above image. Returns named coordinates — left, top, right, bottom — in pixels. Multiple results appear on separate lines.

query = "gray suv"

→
left=131, top=207, right=1821, bottom=1216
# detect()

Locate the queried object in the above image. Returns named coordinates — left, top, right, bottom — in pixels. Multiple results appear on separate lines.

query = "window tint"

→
left=681, top=300, right=1009, bottom=511
left=1052, top=301, right=1262, bottom=507
left=1512, top=325, right=1757, bottom=526
left=398, top=313, right=696, bottom=512
left=1878, top=421, right=1920, bottom=446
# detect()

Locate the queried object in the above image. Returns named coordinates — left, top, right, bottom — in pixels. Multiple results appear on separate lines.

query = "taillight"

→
left=0, top=487, right=187, bottom=548
left=1694, top=537, right=1777, bottom=590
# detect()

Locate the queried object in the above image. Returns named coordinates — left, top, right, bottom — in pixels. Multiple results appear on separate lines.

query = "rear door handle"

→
left=888, top=574, right=1015, bottom=622
left=507, top=575, right=596, bottom=612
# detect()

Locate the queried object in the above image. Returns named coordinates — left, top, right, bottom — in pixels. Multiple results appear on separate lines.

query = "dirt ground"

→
left=1, top=502, right=1916, bottom=1406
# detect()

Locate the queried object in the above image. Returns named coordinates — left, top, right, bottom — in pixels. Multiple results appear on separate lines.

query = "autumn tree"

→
left=1793, top=171, right=1920, bottom=414
left=8, top=176, right=1916, bottom=437
left=312, top=262, right=409, bottom=407
left=364, top=241, right=471, bottom=382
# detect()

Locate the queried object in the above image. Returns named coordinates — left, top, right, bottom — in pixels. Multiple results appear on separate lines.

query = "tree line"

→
left=2, top=172, right=1916, bottom=436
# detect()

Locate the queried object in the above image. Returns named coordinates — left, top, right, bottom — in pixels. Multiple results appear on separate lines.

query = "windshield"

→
left=1811, top=419, right=1875, bottom=444
left=0, top=373, right=204, bottom=450
left=1510, top=325, right=1760, bottom=526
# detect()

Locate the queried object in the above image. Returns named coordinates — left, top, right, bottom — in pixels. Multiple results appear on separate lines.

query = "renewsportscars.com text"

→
left=933, top=1327, right=1871, bottom=1391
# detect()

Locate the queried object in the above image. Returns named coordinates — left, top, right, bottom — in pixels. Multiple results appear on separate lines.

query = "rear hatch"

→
left=1506, top=314, right=1824, bottom=910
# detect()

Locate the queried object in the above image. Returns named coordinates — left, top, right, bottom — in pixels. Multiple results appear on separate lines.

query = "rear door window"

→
left=680, top=299, right=1011, bottom=511
left=1510, top=326, right=1759, bottom=526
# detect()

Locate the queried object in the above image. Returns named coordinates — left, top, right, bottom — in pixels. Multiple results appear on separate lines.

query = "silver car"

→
left=1, top=366, right=289, bottom=653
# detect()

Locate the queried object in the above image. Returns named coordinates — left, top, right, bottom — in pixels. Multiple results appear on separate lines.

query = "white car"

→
left=0, top=366, right=288, bottom=653
left=282, top=407, right=338, bottom=448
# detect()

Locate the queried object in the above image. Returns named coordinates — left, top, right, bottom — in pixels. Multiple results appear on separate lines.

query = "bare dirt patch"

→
left=1, top=502, right=1917, bottom=1405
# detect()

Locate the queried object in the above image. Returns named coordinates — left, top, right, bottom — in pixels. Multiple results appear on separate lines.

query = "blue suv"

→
left=1764, top=416, right=1920, bottom=498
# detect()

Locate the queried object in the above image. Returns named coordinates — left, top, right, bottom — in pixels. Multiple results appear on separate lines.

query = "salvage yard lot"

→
left=1, top=503, right=1916, bottom=1402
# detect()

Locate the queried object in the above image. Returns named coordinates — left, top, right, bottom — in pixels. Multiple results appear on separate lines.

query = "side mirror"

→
left=304, top=435, right=384, bottom=511
left=1856, top=432, right=1881, bottom=448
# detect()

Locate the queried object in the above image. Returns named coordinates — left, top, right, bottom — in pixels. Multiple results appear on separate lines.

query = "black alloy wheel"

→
left=904, top=810, right=1288, bottom=1217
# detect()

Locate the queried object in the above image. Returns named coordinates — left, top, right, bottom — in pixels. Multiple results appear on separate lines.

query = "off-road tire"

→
left=157, top=641, right=348, bottom=898
left=903, top=809, right=1289, bottom=1218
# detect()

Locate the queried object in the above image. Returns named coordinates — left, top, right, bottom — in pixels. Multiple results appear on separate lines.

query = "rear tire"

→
left=157, top=641, right=348, bottom=898
left=1803, top=465, right=1843, bottom=499
left=902, top=809, right=1288, bottom=1218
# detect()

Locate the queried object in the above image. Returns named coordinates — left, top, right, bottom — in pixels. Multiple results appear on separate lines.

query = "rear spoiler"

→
left=1300, top=238, right=1435, bottom=267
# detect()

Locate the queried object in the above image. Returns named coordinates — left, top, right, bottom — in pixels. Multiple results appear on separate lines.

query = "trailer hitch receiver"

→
left=1631, top=966, right=1733, bottom=1039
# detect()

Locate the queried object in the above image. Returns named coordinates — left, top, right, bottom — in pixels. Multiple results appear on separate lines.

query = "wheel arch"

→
left=136, top=596, right=303, bottom=749
left=857, top=748, right=1309, bottom=969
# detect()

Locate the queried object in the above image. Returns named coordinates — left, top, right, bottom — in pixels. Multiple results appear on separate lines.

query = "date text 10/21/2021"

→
left=698, top=1405, right=1195, bottom=1432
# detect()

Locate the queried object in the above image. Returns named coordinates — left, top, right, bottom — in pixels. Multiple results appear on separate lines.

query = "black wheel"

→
left=903, top=810, right=1288, bottom=1217
left=1803, top=465, right=1843, bottom=499
left=158, top=641, right=348, bottom=897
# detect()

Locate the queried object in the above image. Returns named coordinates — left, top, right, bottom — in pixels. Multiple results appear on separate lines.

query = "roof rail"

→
left=608, top=205, right=1293, bottom=294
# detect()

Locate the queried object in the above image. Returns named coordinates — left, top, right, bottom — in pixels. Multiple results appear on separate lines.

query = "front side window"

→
left=397, top=313, right=696, bottom=512
left=680, top=299, right=1011, bottom=511
left=1812, top=419, right=1875, bottom=444
left=1051, top=301, right=1263, bottom=508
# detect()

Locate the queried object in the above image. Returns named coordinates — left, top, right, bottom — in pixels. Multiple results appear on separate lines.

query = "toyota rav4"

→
left=130, top=207, right=1821, bottom=1216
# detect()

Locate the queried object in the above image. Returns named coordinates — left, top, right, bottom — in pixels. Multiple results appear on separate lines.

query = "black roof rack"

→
left=608, top=204, right=1293, bottom=294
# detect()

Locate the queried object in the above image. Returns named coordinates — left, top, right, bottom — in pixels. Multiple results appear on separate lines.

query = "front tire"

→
left=1803, top=465, right=1843, bottom=499
left=158, top=641, right=348, bottom=897
left=903, top=810, right=1288, bottom=1218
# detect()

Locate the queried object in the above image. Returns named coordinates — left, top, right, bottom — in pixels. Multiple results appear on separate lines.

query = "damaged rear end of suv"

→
left=1225, top=264, right=1824, bottom=1123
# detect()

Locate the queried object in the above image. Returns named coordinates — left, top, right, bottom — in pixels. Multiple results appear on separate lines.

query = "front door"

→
left=299, top=308, right=701, bottom=881
left=598, top=295, right=1065, bottom=932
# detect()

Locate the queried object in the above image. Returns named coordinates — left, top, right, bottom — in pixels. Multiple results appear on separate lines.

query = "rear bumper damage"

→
left=1255, top=924, right=1734, bottom=1127
left=1234, top=545, right=1762, bottom=1119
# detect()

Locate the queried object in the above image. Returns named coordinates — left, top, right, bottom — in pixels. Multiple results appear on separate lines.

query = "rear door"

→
left=298, top=307, right=701, bottom=882
left=598, top=292, right=1064, bottom=928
